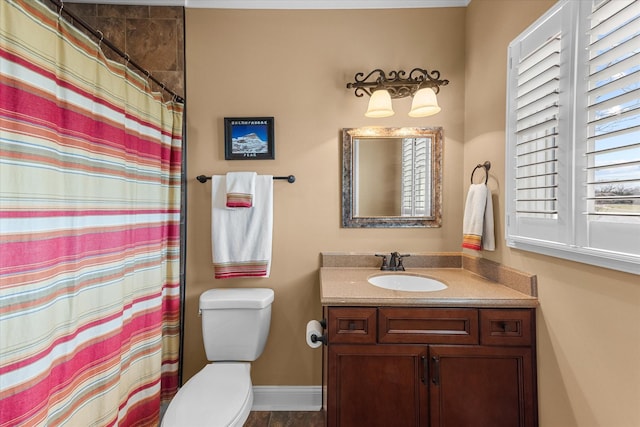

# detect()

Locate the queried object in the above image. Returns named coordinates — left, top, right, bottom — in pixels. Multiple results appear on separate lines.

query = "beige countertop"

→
left=320, top=267, right=539, bottom=308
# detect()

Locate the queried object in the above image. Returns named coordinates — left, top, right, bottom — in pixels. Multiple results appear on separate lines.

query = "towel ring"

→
left=471, top=161, right=491, bottom=184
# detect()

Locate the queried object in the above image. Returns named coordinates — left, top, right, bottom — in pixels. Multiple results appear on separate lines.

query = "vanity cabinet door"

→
left=327, top=344, right=428, bottom=427
left=428, top=345, right=537, bottom=427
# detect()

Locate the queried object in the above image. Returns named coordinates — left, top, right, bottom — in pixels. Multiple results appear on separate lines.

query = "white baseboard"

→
left=251, top=386, right=322, bottom=411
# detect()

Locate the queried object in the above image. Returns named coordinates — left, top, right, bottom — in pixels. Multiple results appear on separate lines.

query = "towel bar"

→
left=470, top=161, right=490, bottom=184
left=196, top=174, right=295, bottom=183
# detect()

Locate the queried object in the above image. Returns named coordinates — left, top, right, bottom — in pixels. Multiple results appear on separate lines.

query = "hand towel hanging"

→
left=462, top=183, right=495, bottom=251
left=225, top=171, right=257, bottom=208
left=211, top=175, right=273, bottom=278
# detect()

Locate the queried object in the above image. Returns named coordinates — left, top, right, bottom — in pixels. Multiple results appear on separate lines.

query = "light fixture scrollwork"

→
left=346, top=67, right=449, bottom=118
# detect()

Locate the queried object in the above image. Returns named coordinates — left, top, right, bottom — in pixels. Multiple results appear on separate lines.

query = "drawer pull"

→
left=499, top=321, right=518, bottom=333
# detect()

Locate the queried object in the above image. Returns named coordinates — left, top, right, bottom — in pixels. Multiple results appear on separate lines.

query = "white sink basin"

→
left=368, top=274, right=448, bottom=292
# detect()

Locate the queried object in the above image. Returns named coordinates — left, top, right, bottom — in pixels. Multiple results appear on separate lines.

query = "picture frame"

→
left=224, top=117, right=275, bottom=160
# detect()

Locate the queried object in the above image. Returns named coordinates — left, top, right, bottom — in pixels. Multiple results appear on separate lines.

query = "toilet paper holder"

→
left=310, top=319, right=327, bottom=346
left=310, top=334, right=326, bottom=345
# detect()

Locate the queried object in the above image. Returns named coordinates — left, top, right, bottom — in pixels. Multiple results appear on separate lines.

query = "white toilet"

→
left=162, top=288, right=274, bottom=427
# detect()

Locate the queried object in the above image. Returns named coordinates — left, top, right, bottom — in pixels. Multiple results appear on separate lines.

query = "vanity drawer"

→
left=480, top=309, right=534, bottom=346
left=327, top=307, right=377, bottom=344
left=378, top=307, right=479, bottom=344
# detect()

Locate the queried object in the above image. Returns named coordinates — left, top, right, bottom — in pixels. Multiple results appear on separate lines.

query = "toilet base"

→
left=161, top=363, right=253, bottom=427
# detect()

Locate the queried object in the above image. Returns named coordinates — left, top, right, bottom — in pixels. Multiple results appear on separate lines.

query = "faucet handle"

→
left=396, top=256, right=406, bottom=271
left=375, top=254, right=390, bottom=270
left=396, top=253, right=410, bottom=271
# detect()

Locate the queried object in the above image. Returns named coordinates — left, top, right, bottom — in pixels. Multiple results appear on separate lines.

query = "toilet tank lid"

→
left=200, top=288, right=274, bottom=309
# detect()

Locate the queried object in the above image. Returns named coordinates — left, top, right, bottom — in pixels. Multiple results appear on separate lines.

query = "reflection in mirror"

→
left=342, top=127, right=442, bottom=228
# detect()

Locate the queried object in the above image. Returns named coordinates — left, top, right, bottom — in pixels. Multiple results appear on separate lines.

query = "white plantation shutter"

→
left=414, top=138, right=429, bottom=216
left=576, top=0, right=640, bottom=256
left=506, top=0, right=639, bottom=274
left=401, top=137, right=430, bottom=217
left=514, top=33, right=561, bottom=219
left=506, top=1, right=575, bottom=246
left=401, top=138, right=414, bottom=215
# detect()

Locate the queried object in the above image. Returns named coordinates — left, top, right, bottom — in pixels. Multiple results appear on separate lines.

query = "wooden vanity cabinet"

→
left=428, top=345, right=535, bottom=427
left=327, top=344, right=428, bottom=427
left=324, top=306, right=537, bottom=427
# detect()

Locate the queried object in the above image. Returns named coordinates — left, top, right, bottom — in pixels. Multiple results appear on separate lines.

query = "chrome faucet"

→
left=376, top=252, right=410, bottom=271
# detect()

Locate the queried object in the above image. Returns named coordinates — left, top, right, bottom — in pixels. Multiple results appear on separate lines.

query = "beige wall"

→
left=184, top=7, right=466, bottom=386
left=464, top=1, right=640, bottom=426
left=358, top=138, right=401, bottom=216
left=185, top=2, right=640, bottom=426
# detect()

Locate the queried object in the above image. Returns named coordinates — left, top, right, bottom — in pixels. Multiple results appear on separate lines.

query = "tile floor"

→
left=244, top=411, right=325, bottom=427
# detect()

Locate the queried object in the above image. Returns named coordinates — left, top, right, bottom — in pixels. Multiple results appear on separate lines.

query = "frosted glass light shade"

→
left=409, top=87, right=441, bottom=117
left=365, top=90, right=395, bottom=118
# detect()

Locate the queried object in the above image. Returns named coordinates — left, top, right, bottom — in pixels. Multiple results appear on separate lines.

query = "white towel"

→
left=211, top=175, right=273, bottom=278
left=462, top=184, right=495, bottom=251
left=226, top=171, right=256, bottom=208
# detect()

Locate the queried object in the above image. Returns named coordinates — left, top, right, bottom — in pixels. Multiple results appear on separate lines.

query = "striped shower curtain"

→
left=0, top=1, right=182, bottom=425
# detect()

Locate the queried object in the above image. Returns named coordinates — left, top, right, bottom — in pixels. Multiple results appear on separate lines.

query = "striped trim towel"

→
left=226, top=172, right=256, bottom=208
left=462, top=183, right=495, bottom=251
left=212, top=175, right=273, bottom=278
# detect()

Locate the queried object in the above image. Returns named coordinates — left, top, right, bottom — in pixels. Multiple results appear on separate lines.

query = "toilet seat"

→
left=161, top=363, right=253, bottom=427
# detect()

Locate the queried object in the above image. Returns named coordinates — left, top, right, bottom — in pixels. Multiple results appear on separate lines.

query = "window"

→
left=506, top=0, right=639, bottom=274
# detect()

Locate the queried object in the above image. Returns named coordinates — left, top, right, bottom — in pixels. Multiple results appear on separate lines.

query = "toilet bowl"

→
left=161, top=363, right=252, bottom=427
left=161, top=288, right=274, bottom=427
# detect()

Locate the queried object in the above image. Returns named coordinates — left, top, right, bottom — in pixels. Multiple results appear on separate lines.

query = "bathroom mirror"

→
left=342, top=127, right=442, bottom=228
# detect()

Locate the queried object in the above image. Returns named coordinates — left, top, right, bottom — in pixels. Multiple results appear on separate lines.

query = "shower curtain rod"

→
left=46, top=0, right=184, bottom=104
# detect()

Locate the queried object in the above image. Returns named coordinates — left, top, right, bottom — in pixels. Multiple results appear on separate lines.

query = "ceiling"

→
left=68, top=0, right=470, bottom=8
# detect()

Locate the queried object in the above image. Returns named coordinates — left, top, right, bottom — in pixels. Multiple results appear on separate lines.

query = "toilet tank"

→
left=199, top=288, right=274, bottom=362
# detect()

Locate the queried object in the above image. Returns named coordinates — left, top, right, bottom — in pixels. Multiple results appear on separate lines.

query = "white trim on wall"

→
left=251, top=386, right=322, bottom=411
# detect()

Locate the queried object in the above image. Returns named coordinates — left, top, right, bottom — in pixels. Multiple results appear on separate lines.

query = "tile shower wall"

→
left=65, top=3, right=185, bottom=99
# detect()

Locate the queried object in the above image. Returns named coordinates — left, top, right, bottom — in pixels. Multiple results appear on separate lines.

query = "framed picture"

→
left=224, top=117, right=275, bottom=160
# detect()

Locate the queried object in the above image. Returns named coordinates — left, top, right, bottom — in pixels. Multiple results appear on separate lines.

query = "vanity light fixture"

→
left=347, top=68, right=449, bottom=118
left=365, top=89, right=395, bottom=118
